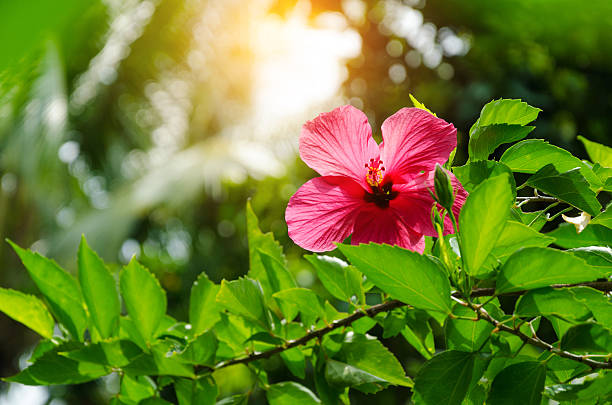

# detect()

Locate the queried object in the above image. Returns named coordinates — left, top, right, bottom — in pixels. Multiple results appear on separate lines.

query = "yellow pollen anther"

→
left=365, top=159, right=384, bottom=187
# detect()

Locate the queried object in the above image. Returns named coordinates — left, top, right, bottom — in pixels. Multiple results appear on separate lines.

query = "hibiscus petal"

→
left=352, top=205, right=425, bottom=253
left=380, top=108, right=457, bottom=183
left=300, top=105, right=380, bottom=188
left=286, top=176, right=367, bottom=252
left=392, top=171, right=468, bottom=237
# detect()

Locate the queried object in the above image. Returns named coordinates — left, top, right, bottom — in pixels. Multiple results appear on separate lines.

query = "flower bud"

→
left=434, top=163, right=454, bottom=211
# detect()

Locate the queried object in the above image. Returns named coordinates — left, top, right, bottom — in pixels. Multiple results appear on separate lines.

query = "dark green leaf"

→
left=175, top=376, right=218, bottom=405
left=515, top=288, right=591, bottom=322
left=571, top=286, right=612, bottom=328
left=340, top=334, right=412, bottom=387
left=459, top=174, right=514, bottom=276
left=561, top=324, right=612, bottom=354
left=445, top=304, right=494, bottom=352
left=189, top=272, right=220, bottom=334
left=280, top=347, right=306, bottom=379
left=120, top=259, right=167, bottom=343
left=325, top=359, right=386, bottom=393
left=569, top=246, right=612, bottom=277
left=338, top=243, right=451, bottom=323
left=469, top=124, right=534, bottom=161
left=453, top=160, right=516, bottom=196
left=487, top=361, right=545, bottom=405
left=546, top=223, right=612, bottom=248
left=546, top=371, right=612, bottom=402
left=305, top=255, right=363, bottom=304
left=78, top=236, right=120, bottom=339
left=123, top=346, right=194, bottom=377
left=139, top=398, right=173, bottom=405
left=500, top=139, right=601, bottom=188
left=8, top=240, right=87, bottom=340
left=60, top=339, right=142, bottom=367
left=119, top=375, right=156, bottom=404
left=5, top=349, right=108, bottom=385
left=496, top=247, right=601, bottom=294
left=579, top=135, right=612, bottom=168
left=525, top=164, right=601, bottom=216
left=400, top=309, right=435, bottom=359
left=591, top=203, right=612, bottom=229
left=0, top=287, right=54, bottom=339
left=267, top=382, right=321, bottom=405
left=216, top=277, right=269, bottom=329
left=413, top=350, right=477, bottom=405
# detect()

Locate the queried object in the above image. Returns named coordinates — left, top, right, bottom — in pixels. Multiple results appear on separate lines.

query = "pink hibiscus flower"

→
left=285, top=105, right=467, bottom=252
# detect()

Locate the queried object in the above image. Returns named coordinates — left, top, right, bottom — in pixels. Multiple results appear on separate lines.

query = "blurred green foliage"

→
left=0, top=0, right=611, bottom=403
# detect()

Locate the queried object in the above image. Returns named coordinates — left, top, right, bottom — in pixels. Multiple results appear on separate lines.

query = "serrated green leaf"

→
left=579, top=135, right=612, bottom=168
left=568, top=246, right=612, bottom=277
left=280, top=347, right=305, bottom=379
left=273, top=288, right=325, bottom=326
left=179, top=331, right=216, bottom=366
left=500, top=139, right=601, bottom=189
left=546, top=371, right=612, bottom=402
left=488, top=361, right=545, bottom=405
left=5, top=349, right=108, bottom=385
left=120, top=259, right=167, bottom=343
left=476, top=98, right=541, bottom=127
left=459, top=174, right=514, bottom=276
left=469, top=124, right=534, bottom=161
left=486, top=220, right=555, bottom=266
left=413, top=350, right=478, bottom=405
left=509, top=207, right=548, bottom=231
left=78, top=236, right=120, bottom=340
left=258, top=250, right=297, bottom=318
left=445, top=304, right=494, bottom=352
left=8, top=240, right=87, bottom=341
left=123, top=346, right=194, bottom=377
left=325, top=359, right=387, bottom=393
left=546, top=223, right=612, bottom=248
left=305, top=255, right=363, bottom=304
left=189, top=272, right=220, bottom=335
left=139, top=397, right=173, bottom=405
left=400, top=309, right=435, bottom=360
left=119, top=375, right=156, bottom=404
left=340, top=334, right=412, bottom=387
left=453, top=160, right=516, bottom=196
left=409, top=94, right=436, bottom=116
left=0, top=287, right=54, bottom=339
left=267, top=382, right=321, bottom=405
left=571, top=286, right=612, bottom=328
left=591, top=202, right=612, bottom=229
left=216, top=277, right=269, bottom=329
left=60, top=339, right=142, bottom=368
left=526, top=164, right=601, bottom=216
left=561, top=324, right=612, bottom=354
left=496, top=247, right=602, bottom=294
left=338, top=243, right=451, bottom=324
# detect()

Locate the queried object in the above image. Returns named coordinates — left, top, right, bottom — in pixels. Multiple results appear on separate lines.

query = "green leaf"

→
left=5, top=349, right=108, bottom=385
left=488, top=221, right=555, bottom=264
left=246, top=201, right=287, bottom=291
left=410, top=94, right=436, bottom=116
left=515, top=288, right=591, bottom=323
left=500, top=139, right=601, bottom=188
left=78, top=236, right=120, bottom=340
left=487, top=361, right=546, bottom=405
left=305, top=255, right=363, bottom=303
left=267, top=382, right=321, bottom=405
left=8, top=240, right=87, bottom=340
left=280, top=347, right=306, bottom=379
left=123, top=346, right=194, bottom=377
left=413, top=350, right=478, bottom=405
left=120, top=259, right=167, bottom=343
left=459, top=174, right=514, bottom=276
left=119, top=375, right=156, bottom=404
left=579, top=135, right=612, bottom=168
left=338, top=243, right=451, bottom=323
left=60, top=339, right=142, bottom=368
left=0, top=287, right=54, bottom=339
left=273, top=288, right=325, bottom=326
left=469, top=124, right=534, bottom=161
left=476, top=98, right=541, bottom=127
left=546, top=371, right=612, bottom=402
left=445, top=304, right=494, bottom=352
left=453, top=160, right=516, bottom=196
left=175, top=377, right=218, bottom=405
left=561, top=324, right=612, bottom=354
left=340, top=334, right=412, bottom=387
left=591, top=202, right=612, bottom=229
left=400, top=309, right=435, bottom=359
left=546, top=223, right=612, bottom=248
left=571, top=286, right=612, bottom=328
left=525, top=165, right=601, bottom=216
left=325, top=359, right=387, bottom=393
left=189, top=272, right=220, bottom=335
left=258, top=250, right=296, bottom=293
left=216, top=277, right=269, bottom=329
left=179, top=331, right=217, bottom=366
left=496, top=247, right=601, bottom=294
left=569, top=246, right=612, bottom=277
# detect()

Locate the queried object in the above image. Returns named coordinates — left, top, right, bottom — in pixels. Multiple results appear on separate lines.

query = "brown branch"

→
left=455, top=297, right=612, bottom=369
left=196, top=280, right=612, bottom=373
